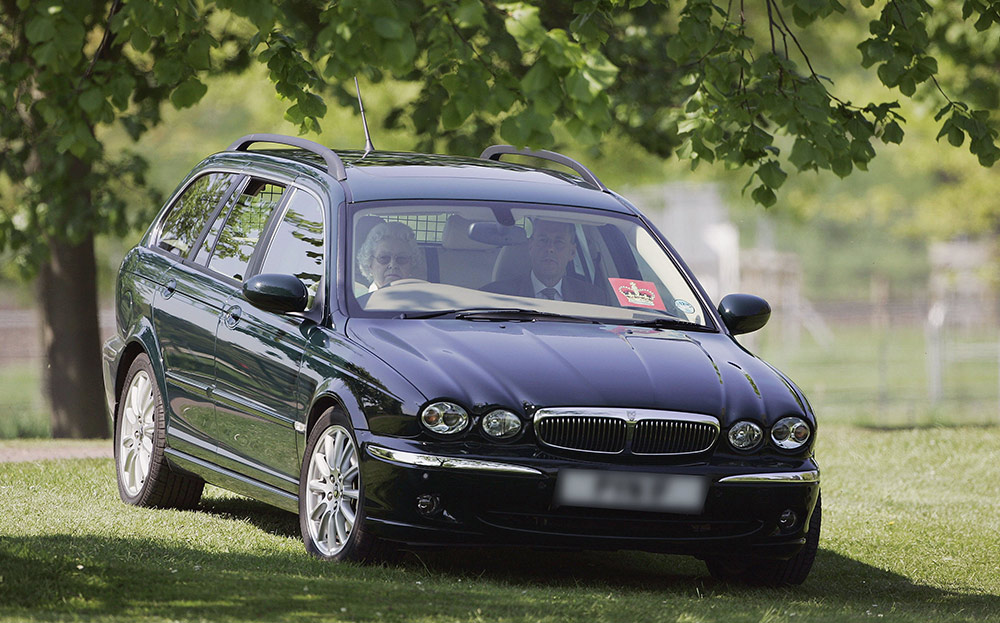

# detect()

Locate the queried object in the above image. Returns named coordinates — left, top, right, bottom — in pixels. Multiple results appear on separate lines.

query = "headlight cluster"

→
left=727, top=416, right=810, bottom=452
left=420, top=401, right=468, bottom=435
left=419, top=401, right=523, bottom=440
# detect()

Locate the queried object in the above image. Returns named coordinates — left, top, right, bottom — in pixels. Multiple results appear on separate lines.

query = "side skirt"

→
left=165, top=448, right=299, bottom=513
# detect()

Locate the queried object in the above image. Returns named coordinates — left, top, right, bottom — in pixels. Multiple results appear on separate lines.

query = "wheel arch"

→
left=111, top=327, right=163, bottom=427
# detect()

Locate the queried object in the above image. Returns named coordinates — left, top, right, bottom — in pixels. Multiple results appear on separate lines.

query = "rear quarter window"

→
left=156, top=172, right=235, bottom=257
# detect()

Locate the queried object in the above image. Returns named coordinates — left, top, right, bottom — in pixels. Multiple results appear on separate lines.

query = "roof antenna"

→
left=354, top=76, right=375, bottom=156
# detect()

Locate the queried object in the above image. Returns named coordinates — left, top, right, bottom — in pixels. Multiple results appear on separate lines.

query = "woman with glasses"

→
left=357, top=221, right=425, bottom=291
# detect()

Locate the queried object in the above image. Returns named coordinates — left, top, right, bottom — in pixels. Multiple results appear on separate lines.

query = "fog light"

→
left=482, top=409, right=522, bottom=439
left=779, top=509, right=797, bottom=530
left=728, top=421, right=763, bottom=450
left=416, top=494, right=440, bottom=516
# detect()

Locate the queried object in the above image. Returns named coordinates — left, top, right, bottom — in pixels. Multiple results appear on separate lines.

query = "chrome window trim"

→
left=717, top=469, right=820, bottom=484
left=366, top=445, right=543, bottom=476
left=532, top=408, right=720, bottom=456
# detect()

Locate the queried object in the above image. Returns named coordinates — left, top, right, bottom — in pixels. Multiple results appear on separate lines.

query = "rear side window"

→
left=207, top=179, right=286, bottom=282
left=259, top=190, right=325, bottom=307
left=157, top=173, right=234, bottom=257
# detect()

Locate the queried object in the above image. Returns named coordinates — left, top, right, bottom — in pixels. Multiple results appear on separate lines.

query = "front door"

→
left=206, top=183, right=326, bottom=493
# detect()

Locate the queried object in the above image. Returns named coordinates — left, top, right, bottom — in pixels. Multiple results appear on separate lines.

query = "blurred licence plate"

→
left=555, top=469, right=708, bottom=514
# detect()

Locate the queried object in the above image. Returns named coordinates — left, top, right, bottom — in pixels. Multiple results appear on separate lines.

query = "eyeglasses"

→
left=374, top=254, right=414, bottom=266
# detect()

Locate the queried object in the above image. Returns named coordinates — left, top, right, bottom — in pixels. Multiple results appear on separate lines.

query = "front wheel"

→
left=706, top=492, right=822, bottom=586
left=298, top=409, right=389, bottom=562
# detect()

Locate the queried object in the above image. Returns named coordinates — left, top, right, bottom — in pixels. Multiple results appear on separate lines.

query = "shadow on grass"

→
left=197, top=494, right=299, bottom=539
left=2, top=530, right=996, bottom=622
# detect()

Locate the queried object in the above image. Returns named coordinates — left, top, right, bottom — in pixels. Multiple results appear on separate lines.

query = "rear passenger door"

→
left=151, top=171, right=243, bottom=462
left=209, top=182, right=326, bottom=493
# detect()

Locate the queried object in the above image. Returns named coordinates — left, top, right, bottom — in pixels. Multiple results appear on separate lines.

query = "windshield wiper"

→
left=401, top=308, right=599, bottom=323
left=628, top=315, right=706, bottom=330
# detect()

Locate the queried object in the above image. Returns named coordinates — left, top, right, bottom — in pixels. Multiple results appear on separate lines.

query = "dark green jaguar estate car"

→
left=102, top=133, right=820, bottom=585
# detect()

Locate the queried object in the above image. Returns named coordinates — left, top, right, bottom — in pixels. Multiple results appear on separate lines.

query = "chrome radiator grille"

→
left=631, top=419, right=718, bottom=454
left=533, top=408, right=719, bottom=456
left=534, top=416, right=627, bottom=453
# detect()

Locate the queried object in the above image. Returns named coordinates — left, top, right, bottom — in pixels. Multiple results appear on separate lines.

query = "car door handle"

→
left=224, top=305, right=242, bottom=329
left=162, top=278, right=176, bottom=299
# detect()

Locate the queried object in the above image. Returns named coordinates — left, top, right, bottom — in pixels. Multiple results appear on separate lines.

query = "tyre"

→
left=706, top=492, right=822, bottom=586
left=114, top=353, right=203, bottom=509
left=299, top=408, right=390, bottom=562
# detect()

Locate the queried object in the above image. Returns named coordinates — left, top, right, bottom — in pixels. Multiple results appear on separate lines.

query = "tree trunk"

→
left=38, top=231, right=109, bottom=438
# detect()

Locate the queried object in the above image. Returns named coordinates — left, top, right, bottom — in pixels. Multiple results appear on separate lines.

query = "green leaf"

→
left=898, top=74, right=916, bottom=97
left=934, top=103, right=953, bottom=122
left=170, top=77, right=207, bottom=109
left=831, top=155, right=853, bottom=177
left=521, top=62, right=553, bottom=94
left=441, top=100, right=467, bottom=130
left=298, top=92, right=326, bottom=119
left=881, top=121, right=904, bottom=144
left=666, top=35, right=689, bottom=63
left=566, top=70, right=593, bottom=102
left=454, top=0, right=487, bottom=28
left=24, top=15, right=56, bottom=43
left=500, top=115, right=531, bottom=147
left=374, top=17, right=404, bottom=40
left=153, top=57, right=184, bottom=85
left=750, top=184, right=777, bottom=207
left=948, top=125, right=965, bottom=147
left=109, top=74, right=136, bottom=110
left=757, top=161, right=788, bottom=189
left=185, top=36, right=213, bottom=71
left=79, top=88, right=105, bottom=117
left=877, top=59, right=905, bottom=87
left=858, top=39, right=893, bottom=68
left=384, top=31, right=416, bottom=68
left=284, top=103, right=305, bottom=126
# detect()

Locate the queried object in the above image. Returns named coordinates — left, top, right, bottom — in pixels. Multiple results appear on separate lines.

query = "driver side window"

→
left=259, top=190, right=326, bottom=308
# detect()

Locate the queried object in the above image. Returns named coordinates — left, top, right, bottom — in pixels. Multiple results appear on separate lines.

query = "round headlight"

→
left=771, top=416, right=811, bottom=450
left=481, top=409, right=522, bottom=439
left=420, top=401, right=469, bottom=435
left=728, top=421, right=763, bottom=451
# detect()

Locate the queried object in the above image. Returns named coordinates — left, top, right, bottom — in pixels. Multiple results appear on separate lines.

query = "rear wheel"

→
left=114, top=353, right=203, bottom=509
left=299, top=408, right=391, bottom=562
left=706, top=492, right=821, bottom=586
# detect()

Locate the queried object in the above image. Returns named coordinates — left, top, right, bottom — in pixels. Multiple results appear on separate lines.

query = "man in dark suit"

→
left=482, top=219, right=609, bottom=305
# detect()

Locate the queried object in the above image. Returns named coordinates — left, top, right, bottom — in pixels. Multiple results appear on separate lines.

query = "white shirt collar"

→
left=531, top=272, right=563, bottom=300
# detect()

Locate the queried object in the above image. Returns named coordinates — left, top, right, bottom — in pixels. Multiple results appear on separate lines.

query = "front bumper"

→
left=358, top=433, right=820, bottom=560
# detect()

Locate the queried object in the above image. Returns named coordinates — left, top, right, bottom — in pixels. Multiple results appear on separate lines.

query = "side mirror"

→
left=243, top=273, right=308, bottom=313
left=718, top=293, right=770, bottom=335
left=467, top=222, right=528, bottom=246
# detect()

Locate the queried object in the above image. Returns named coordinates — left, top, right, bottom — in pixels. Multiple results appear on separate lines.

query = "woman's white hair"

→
left=357, top=221, right=425, bottom=281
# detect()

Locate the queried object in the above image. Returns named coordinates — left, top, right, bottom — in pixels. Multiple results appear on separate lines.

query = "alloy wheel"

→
left=305, top=425, right=361, bottom=556
left=119, top=370, right=155, bottom=497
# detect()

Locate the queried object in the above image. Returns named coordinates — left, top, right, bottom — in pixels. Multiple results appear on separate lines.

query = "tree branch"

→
left=84, top=0, right=124, bottom=80
left=888, top=0, right=955, bottom=105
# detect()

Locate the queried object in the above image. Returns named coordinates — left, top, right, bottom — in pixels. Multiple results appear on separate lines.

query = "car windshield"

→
left=347, top=202, right=712, bottom=328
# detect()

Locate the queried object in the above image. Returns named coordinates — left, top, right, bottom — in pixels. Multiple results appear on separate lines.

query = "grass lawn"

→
left=1, top=423, right=998, bottom=622
left=0, top=363, right=49, bottom=439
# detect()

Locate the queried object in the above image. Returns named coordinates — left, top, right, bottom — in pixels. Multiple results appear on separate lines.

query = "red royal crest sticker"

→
left=608, top=278, right=666, bottom=311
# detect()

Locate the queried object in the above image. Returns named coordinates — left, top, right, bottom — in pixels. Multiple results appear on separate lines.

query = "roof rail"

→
left=227, top=133, right=347, bottom=181
left=479, top=145, right=607, bottom=192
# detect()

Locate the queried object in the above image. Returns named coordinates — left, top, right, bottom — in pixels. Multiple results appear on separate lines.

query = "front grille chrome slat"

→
left=534, top=408, right=719, bottom=456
